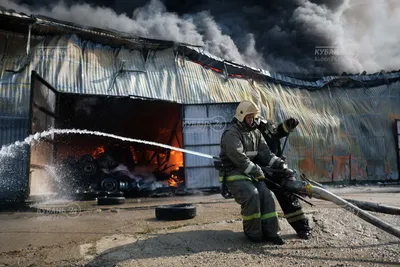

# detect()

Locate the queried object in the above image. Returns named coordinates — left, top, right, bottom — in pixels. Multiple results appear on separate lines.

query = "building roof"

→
left=0, top=6, right=31, bottom=18
left=1, top=5, right=400, bottom=90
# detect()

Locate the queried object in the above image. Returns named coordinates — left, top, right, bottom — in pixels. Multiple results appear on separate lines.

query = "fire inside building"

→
left=0, top=6, right=400, bottom=203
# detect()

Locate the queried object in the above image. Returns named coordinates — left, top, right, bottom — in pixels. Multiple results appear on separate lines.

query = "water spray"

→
left=0, top=128, right=218, bottom=160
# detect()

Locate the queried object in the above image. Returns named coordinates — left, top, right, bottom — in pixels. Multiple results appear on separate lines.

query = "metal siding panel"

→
left=183, top=127, right=226, bottom=146
left=0, top=117, right=29, bottom=145
left=207, top=72, right=257, bottom=103
left=183, top=105, right=207, bottom=118
left=313, top=157, right=333, bottom=182
left=0, top=117, right=30, bottom=201
left=184, top=145, right=220, bottom=167
left=82, top=41, right=117, bottom=95
left=202, top=65, right=238, bottom=103
left=0, top=32, right=34, bottom=201
left=0, top=33, right=29, bottom=76
left=114, top=49, right=145, bottom=97
left=147, top=49, right=182, bottom=101
left=185, top=167, right=220, bottom=189
left=0, top=33, right=6, bottom=71
left=178, top=59, right=211, bottom=103
left=311, top=131, right=333, bottom=158
left=123, top=48, right=184, bottom=101
left=286, top=135, right=313, bottom=158
left=54, top=35, right=82, bottom=93
left=207, top=104, right=237, bottom=122
left=183, top=103, right=236, bottom=188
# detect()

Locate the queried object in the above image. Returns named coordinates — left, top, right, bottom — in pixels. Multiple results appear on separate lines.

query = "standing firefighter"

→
left=217, top=100, right=290, bottom=245
left=255, top=115, right=312, bottom=240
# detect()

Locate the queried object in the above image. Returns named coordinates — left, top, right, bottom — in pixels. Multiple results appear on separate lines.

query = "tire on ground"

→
left=97, top=196, right=126, bottom=205
left=155, top=204, right=197, bottom=221
left=97, top=191, right=125, bottom=205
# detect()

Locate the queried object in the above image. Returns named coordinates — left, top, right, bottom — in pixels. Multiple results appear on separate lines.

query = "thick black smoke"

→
left=2, top=0, right=400, bottom=77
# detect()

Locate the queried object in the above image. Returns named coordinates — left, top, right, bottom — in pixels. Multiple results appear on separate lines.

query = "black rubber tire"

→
left=98, top=191, right=124, bottom=197
left=79, top=154, right=94, bottom=165
left=74, top=191, right=101, bottom=201
left=155, top=204, right=197, bottom=221
left=101, top=178, right=119, bottom=192
left=81, top=162, right=97, bottom=176
left=97, top=196, right=126, bottom=205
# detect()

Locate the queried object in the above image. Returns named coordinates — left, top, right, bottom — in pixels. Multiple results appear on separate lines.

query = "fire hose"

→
left=299, top=183, right=400, bottom=239
left=213, top=156, right=400, bottom=239
left=271, top=131, right=400, bottom=238
left=300, top=174, right=400, bottom=215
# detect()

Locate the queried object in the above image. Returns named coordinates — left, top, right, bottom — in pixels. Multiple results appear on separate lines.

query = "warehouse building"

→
left=0, top=7, right=399, bottom=202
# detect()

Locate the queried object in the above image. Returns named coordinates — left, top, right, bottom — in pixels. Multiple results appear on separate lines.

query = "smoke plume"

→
left=1, top=0, right=399, bottom=76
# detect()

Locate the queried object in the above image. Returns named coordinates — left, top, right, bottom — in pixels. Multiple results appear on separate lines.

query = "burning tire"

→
left=97, top=191, right=126, bottom=205
left=155, top=204, right=197, bottom=221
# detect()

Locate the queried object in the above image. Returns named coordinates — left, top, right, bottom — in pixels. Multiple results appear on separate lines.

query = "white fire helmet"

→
left=234, top=100, right=260, bottom=122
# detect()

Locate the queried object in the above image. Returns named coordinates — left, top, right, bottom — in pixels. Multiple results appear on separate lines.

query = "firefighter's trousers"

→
left=265, top=174, right=310, bottom=233
left=226, top=179, right=280, bottom=241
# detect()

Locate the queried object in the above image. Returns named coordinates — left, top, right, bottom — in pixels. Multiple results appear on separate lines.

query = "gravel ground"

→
left=0, top=191, right=399, bottom=267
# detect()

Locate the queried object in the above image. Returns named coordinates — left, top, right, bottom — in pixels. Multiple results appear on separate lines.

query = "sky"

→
left=1, top=0, right=399, bottom=76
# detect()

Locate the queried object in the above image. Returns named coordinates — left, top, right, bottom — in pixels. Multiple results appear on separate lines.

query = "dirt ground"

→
left=0, top=187, right=399, bottom=267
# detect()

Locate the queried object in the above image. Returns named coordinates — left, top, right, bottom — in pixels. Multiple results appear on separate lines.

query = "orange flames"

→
left=90, top=144, right=184, bottom=187
left=168, top=150, right=183, bottom=171
left=166, top=150, right=184, bottom=187
left=92, top=146, right=105, bottom=159
left=169, top=174, right=182, bottom=187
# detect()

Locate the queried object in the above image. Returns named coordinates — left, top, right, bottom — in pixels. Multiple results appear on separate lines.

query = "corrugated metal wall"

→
left=0, top=31, right=399, bottom=198
left=0, top=33, right=32, bottom=201
left=260, top=82, right=400, bottom=182
left=396, top=120, right=400, bottom=177
left=182, top=103, right=236, bottom=189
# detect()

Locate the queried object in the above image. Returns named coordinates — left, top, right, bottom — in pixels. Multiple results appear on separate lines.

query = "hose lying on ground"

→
left=306, top=185, right=400, bottom=239
left=299, top=174, right=400, bottom=215
left=343, top=198, right=400, bottom=215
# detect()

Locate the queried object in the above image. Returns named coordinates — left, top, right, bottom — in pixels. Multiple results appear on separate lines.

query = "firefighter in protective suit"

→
left=217, top=100, right=290, bottom=245
left=254, top=115, right=312, bottom=239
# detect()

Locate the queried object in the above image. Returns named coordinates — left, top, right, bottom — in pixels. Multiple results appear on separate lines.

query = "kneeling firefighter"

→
left=254, top=113, right=312, bottom=240
left=216, top=100, right=292, bottom=245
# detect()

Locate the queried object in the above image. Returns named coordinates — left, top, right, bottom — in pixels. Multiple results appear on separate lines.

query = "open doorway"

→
left=29, top=72, right=184, bottom=199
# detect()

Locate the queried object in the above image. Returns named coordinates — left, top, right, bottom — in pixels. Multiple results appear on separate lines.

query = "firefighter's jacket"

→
left=218, top=119, right=281, bottom=182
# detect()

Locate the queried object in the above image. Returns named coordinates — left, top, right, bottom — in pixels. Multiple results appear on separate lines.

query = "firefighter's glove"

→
left=255, top=175, right=265, bottom=181
left=213, top=160, right=225, bottom=171
left=282, top=168, right=296, bottom=179
left=284, top=118, right=299, bottom=132
left=281, top=178, right=311, bottom=198
left=271, top=157, right=288, bottom=170
left=255, top=116, right=268, bottom=133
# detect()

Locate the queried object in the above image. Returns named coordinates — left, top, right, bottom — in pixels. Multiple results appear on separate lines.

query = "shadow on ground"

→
left=85, top=230, right=400, bottom=267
